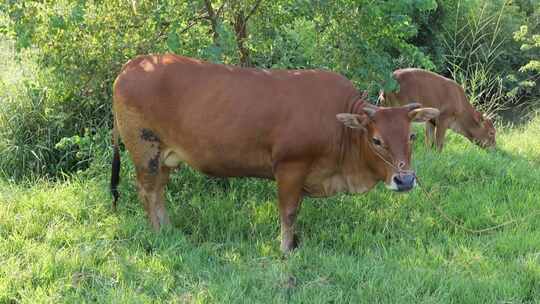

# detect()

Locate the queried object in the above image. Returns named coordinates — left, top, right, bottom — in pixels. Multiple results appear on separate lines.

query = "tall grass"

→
left=0, top=37, right=51, bottom=178
left=0, top=37, right=89, bottom=180
left=442, top=0, right=519, bottom=117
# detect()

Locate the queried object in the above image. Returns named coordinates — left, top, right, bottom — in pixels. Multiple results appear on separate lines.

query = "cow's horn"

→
left=362, top=106, right=377, bottom=118
left=406, top=102, right=422, bottom=111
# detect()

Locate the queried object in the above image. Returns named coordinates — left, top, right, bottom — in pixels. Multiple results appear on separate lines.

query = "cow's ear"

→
left=336, top=113, right=369, bottom=129
left=408, top=107, right=440, bottom=122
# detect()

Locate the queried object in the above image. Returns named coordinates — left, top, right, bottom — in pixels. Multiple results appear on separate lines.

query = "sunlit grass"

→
left=1, top=116, right=540, bottom=303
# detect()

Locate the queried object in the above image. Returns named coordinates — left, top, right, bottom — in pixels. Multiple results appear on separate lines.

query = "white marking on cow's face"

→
left=385, top=177, right=399, bottom=191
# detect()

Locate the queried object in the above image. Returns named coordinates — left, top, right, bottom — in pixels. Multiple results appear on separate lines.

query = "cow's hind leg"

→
left=114, top=99, right=176, bottom=231
left=136, top=164, right=171, bottom=231
left=125, top=127, right=172, bottom=231
left=434, top=117, right=449, bottom=152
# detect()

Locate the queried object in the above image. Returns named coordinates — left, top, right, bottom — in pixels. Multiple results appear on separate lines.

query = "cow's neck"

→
left=303, top=97, right=387, bottom=197
left=451, top=102, right=477, bottom=140
left=334, top=99, right=387, bottom=193
left=338, top=129, right=385, bottom=187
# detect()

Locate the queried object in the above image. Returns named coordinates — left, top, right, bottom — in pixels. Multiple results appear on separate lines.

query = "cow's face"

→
left=469, top=112, right=496, bottom=148
left=337, top=103, right=439, bottom=192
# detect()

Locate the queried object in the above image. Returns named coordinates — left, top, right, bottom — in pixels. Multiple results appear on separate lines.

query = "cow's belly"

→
left=161, top=147, right=190, bottom=167
left=161, top=145, right=274, bottom=178
left=304, top=173, right=375, bottom=197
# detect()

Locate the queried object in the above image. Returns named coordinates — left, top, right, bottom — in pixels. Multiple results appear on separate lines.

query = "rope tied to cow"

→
left=366, top=138, right=540, bottom=234
left=415, top=177, right=540, bottom=234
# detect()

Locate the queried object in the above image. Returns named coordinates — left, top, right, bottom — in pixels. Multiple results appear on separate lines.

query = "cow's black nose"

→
left=393, top=173, right=416, bottom=192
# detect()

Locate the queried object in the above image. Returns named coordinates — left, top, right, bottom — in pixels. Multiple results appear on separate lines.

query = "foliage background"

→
left=0, top=0, right=538, bottom=179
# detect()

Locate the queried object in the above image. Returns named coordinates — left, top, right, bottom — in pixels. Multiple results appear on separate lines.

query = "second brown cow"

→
left=111, top=55, right=439, bottom=253
left=380, top=68, right=496, bottom=151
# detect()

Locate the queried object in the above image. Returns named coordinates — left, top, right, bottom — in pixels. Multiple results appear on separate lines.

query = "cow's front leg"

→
left=275, top=161, right=309, bottom=253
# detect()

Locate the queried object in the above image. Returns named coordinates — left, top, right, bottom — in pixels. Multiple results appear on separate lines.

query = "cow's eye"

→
left=410, top=133, right=417, bottom=141
left=372, top=138, right=382, bottom=146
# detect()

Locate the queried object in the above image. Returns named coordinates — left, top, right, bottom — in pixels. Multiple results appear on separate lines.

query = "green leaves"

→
left=383, top=77, right=400, bottom=93
left=166, top=27, right=181, bottom=53
left=49, top=15, right=65, bottom=29
left=414, top=0, right=438, bottom=11
left=1, top=0, right=538, bottom=178
left=514, top=25, right=540, bottom=73
left=70, top=3, right=85, bottom=24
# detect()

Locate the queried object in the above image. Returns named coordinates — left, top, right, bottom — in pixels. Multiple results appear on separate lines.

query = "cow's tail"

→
left=110, top=114, right=121, bottom=211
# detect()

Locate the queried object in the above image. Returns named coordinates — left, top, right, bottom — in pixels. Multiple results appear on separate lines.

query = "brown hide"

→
left=380, top=68, right=496, bottom=150
left=111, top=54, right=439, bottom=252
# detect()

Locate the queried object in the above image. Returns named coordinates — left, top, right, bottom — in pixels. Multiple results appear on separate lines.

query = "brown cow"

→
left=380, top=68, right=496, bottom=151
left=110, top=55, right=439, bottom=253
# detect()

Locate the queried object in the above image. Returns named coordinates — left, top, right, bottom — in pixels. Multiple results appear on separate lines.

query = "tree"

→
left=202, top=0, right=262, bottom=66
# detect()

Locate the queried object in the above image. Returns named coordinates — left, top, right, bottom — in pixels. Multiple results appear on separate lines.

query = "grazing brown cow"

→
left=380, top=68, right=496, bottom=151
left=110, top=54, right=439, bottom=253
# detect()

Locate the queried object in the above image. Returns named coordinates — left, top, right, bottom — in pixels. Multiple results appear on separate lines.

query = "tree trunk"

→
left=203, top=0, right=220, bottom=45
left=233, top=10, right=250, bottom=67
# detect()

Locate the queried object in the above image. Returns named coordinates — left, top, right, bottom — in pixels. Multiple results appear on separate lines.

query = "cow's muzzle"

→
left=388, top=171, right=416, bottom=192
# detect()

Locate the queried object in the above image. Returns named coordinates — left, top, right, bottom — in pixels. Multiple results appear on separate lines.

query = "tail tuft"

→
left=110, top=117, right=121, bottom=211
left=111, top=144, right=121, bottom=211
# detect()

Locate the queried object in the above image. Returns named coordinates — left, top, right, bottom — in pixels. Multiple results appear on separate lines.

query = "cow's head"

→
left=337, top=103, right=439, bottom=192
left=468, top=111, right=496, bottom=149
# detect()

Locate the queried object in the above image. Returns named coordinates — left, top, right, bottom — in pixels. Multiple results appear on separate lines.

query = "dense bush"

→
left=0, top=0, right=537, bottom=179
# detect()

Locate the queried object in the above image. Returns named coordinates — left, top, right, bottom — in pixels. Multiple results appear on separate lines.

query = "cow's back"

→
left=388, top=68, right=467, bottom=115
left=113, top=54, right=358, bottom=178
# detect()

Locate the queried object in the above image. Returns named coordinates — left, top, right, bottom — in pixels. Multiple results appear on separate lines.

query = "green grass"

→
left=1, top=116, right=540, bottom=303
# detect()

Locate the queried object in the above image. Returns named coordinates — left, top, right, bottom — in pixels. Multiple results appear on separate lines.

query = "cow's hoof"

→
left=281, top=235, right=299, bottom=254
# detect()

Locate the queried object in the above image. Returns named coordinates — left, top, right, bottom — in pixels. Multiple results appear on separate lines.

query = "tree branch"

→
left=216, top=1, right=227, bottom=17
left=178, top=14, right=209, bottom=35
left=203, top=0, right=220, bottom=45
left=244, top=0, right=263, bottom=23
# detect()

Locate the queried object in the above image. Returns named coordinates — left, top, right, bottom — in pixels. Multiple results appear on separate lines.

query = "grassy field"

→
left=1, top=116, right=540, bottom=303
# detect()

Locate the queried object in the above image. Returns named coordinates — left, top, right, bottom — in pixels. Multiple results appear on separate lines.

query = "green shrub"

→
left=420, top=0, right=538, bottom=115
left=0, top=1, right=212, bottom=178
left=513, top=3, right=540, bottom=110
left=0, top=37, right=72, bottom=179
